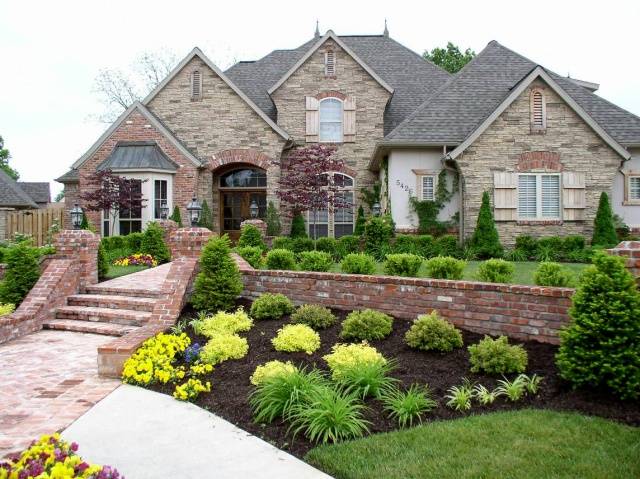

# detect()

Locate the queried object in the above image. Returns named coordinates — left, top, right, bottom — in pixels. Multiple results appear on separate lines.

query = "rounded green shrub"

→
left=383, top=253, right=423, bottom=277
left=340, top=309, right=393, bottom=341
left=391, top=235, right=420, bottom=255
left=405, top=311, right=463, bottom=352
left=415, top=235, right=437, bottom=258
left=341, top=253, right=376, bottom=275
left=514, top=235, right=537, bottom=260
left=290, top=304, right=337, bottom=329
left=265, top=248, right=296, bottom=270
left=533, top=262, right=574, bottom=287
left=191, top=235, right=243, bottom=313
left=425, top=256, right=466, bottom=280
left=476, top=259, right=514, bottom=283
left=250, top=293, right=294, bottom=320
left=337, top=235, right=360, bottom=258
left=363, top=215, right=394, bottom=261
left=299, top=250, right=333, bottom=272
left=238, top=224, right=266, bottom=251
left=0, top=242, right=40, bottom=305
left=200, top=334, right=249, bottom=365
left=562, top=235, right=586, bottom=254
left=125, top=232, right=144, bottom=252
left=315, top=237, right=338, bottom=257
left=291, top=237, right=315, bottom=253
left=272, top=324, right=321, bottom=354
left=536, top=236, right=563, bottom=262
left=237, top=246, right=263, bottom=269
left=272, top=236, right=294, bottom=251
left=556, top=252, right=640, bottom=400
left=468, top=335, right=528, bottom=375
left=140, top=222, right=170, bottom=263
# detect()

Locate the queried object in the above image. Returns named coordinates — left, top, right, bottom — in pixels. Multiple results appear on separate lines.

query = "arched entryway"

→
left=218, top=166, right=267, bottom=240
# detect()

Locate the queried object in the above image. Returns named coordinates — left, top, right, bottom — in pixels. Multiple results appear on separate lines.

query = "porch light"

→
left=372, top=201, right=381, bottom=217
left=160, top=201, right=169, bottom=220
left=186, top=196, right=202, bottom=226
left=70, top=203, right=83, bottom=230
left=250, top=200, right=259, bottom=219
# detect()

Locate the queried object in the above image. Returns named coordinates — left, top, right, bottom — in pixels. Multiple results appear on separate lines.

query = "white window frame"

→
left=419, top=174, right=437, bottom=201
left=517, top=173, right=561, bottom=220
left=306, top=172, right=355, bottom=238
left=628, top=175, right=640, bottom=203
left=318, top=97, right=343, bottom=143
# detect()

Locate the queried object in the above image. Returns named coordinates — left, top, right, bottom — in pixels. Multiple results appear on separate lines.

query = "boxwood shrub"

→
left=299, top=250, right=333, bottom=272
left=265, top=248, right=296, bottom=270
left=533, top=262, right=574, bottom=287
left=291, top=237, right=315, bottom=253
left=425, top=256, right=466, bottom=280
left=340, top=309, right=393, bottom=341
left=383, top=253, right=423, bottom=277
left=468, top=335, right=528, bottom=375
left=250, top=293, right=294, bottom=320
left=341, top=253, right=376, bottom=275
left=315, top=237, right=338, bottom=257
left=290, top=304, right=337, bottom=329
left=405, top=311, right=463, bottom=352
left=237, top=246, right=264, bottom=269
left=476, top=258, right=515, bottom=283
left=272, top=236, right=294, bottom=251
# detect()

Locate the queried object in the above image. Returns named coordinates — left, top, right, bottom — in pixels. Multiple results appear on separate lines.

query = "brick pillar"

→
left=608, top=241, right=640, bottom=283
left=168, top=227, right=213, bottom=258
left=156, top=219, right=178, bottom=246
left=54, top=230, right=100, bottom=290
left=240, top=219, right=267, bottom=237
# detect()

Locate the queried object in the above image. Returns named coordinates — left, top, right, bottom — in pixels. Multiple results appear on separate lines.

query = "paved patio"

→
left=0, top=330, right=119, bottom=459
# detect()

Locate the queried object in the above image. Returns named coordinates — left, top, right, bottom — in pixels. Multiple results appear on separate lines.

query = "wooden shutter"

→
left=343, top=96, right=356, bottom=142
left=493, top=172, right=517, bottom=221
left=562, top=171, right=586, bottom=220
left=305, top=96, right=319, bottom=142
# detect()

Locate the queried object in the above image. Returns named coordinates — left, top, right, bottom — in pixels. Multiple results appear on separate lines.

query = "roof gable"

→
left=143, top=48, right=290, bottom=140
left=0, top=169, right=38, bottom=208
left=267, top=31, right=395, bottom=95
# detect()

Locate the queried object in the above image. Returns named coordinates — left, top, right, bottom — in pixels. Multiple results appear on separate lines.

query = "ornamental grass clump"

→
left=272, top=324, right=321, bottom=354
left=122, top=332, right=191, bottom=385
left=193, top=308, right=253, bottom=337
left=381, top=384, right=437, bottom=428
left=468, top=335, right=528, bottom=375
left=265, top=248, right=297, bottom=270
left=425, top=256, right=466, bottom=280
left=333, top=358, right=398, bottom=399
left=290, top=304, right=337, bottom=329
left=250, top=293, right=294, bottom=320
left=340, top=309, right=393, bottom=341
left=250, top=360, right=299, bottom=386
left=404, top=311, right=463, bottom=353
left=323, top=342, right=387, bottom=381
left=298, top=250, right=333, bottom=272
left=445, top=379, right=475, bottom=411
left=200, top=334, right=249, bottom=365
left=383, top=253, right=423, bottom=277
left=476, top=258, right=515, bottom=283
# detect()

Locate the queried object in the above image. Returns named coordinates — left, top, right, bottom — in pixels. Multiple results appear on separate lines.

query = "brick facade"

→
left=457, top=79, right=622, bottom=246
left=54, top=229, right=100, bottom=290
left=168, top=227, right=213, bottom=259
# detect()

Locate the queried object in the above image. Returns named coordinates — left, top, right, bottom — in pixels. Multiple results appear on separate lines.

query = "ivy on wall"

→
left=409, top=169, right=459, bottom=234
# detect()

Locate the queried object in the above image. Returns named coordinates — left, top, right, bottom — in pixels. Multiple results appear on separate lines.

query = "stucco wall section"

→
left=613, top=147, right=640, bottom=228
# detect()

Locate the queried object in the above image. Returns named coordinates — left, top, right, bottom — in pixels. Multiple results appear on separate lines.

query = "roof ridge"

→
left=385, top=36, right=452, bottom=76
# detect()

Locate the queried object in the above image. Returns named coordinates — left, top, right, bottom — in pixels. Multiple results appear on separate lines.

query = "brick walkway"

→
left=96, top=263, right=172, bottom=292
left=0, top=330, right=120, bottom=459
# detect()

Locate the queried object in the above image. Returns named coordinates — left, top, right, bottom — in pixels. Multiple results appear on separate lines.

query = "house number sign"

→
left=396, top=179, right=414, bottom=196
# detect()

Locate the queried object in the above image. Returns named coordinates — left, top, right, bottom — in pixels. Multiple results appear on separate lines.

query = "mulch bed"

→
left=149, top=299, right=640, bottom=459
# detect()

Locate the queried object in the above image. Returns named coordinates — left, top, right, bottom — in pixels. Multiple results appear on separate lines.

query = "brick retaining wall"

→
left=235, top=255, right=573, bottom=345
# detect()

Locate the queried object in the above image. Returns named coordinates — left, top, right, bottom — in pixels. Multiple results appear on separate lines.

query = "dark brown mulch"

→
left=149, top=299, right=640, bottom=459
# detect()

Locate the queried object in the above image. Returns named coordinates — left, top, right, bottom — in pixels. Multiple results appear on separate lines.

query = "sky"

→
left=1, top=0, right=639, bottom=198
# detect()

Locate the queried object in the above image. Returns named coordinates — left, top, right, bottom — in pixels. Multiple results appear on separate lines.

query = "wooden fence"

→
left=5, top=208, right=64, bottom=246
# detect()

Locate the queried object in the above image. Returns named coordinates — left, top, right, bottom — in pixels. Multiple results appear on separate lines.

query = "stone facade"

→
left=456, top=78, right=622, bottom=246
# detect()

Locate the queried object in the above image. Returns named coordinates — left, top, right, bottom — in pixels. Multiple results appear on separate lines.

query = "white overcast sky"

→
left=1, top=0, right=639, bottom=197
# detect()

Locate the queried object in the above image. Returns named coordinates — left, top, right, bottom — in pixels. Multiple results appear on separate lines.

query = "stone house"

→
left=57, top=28, right=640, bottom=244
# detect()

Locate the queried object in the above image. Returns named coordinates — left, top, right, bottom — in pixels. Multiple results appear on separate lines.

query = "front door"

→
left=221, top=191, right=266, bottom=241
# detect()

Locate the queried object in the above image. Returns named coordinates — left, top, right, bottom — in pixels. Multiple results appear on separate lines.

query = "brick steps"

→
left=67, top=294, right=156, bottom=312
left=55, top=306, right=151, bottom=327
left=43, top=319, right=137, bottom=336
left=85, top=285, right=163, bottom=298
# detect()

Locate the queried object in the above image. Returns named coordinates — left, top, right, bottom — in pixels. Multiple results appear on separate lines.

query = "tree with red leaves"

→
left=79, top=169, right=147, bottom=236
left=276, top=144, right=350, bottom=239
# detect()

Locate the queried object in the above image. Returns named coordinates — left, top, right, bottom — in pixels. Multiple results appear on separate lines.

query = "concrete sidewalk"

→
left=62, top=385, right=332, bottom=479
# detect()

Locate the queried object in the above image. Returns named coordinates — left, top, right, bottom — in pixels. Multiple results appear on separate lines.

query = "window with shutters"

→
left=191, top=70, right=202, bottom=100
left=630, top=176, right=640, bottom=201
left=419, top=175, right=436, bottom=201
left=530, top=88, right=546, bottom=131
left=319, top=98, right=343, bottom=142
left=325, top=51, right=336, bottom=76
left=518, top=173, right=560, bottom=219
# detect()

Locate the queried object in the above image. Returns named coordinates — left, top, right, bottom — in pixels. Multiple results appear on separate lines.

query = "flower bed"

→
left=113, top=253, right=157, bottom=268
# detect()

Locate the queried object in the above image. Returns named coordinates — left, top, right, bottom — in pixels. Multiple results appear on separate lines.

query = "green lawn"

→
left=328, top=261, right=588, bottom=286
left=305, top=410, right=640, bottom=479
left=103, top=264, right=149, bottom=280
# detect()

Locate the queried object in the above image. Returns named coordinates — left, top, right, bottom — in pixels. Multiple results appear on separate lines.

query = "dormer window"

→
left=191, top=70, right=202, bottom=100
left=319, top=98, right=343, bottom=142
left=325, top=51, right=336, bottom=77
left=530, top=88, right=546, bottom=132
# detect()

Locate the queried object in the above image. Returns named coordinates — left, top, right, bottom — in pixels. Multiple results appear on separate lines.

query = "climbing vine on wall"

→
left=409, top=169, right=459, bottom=234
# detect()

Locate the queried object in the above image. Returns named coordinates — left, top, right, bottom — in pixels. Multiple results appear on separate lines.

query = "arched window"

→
left=319, top=98, right=343, bottom=142
left=308, top=172, right=354, bottom=239
left=219, top=168, right=267, bottom=188
left=530, top=89, right=546, bottom=131
left=191, top=70, right=202, bottom=100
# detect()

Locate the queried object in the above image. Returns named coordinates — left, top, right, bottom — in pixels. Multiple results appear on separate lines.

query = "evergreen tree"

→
left=556, top=252, right=640, bottom=400
left=238, top=224, right=266, bottom=251
left=0, top=243, right=40, bottom=305
left=191, top=235, right=243, bottom=312
left=169, top=206, right=183, bottom=227
left=591, top=192, right=618, bottom=248
left=354, top=205, right=366, bottom=236
left=468, top=191, right=503, bottom=259
left=290, top=213, right=307, bottom=238
left=97, top=242, right=109, bottom=279
left=265, top=201, right=281, bottom=236
left=140, top=222, right=171, bottom=263
left=198, top=200, right=213, bottom=230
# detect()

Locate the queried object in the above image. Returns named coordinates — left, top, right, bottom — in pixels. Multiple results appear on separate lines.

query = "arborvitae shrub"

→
left=0, top=243, right=40, bottom=305
left=341, top=309, right=393, bottom=341
left=383, top=253, right=423, bottom=277
left=237, top=246, right=263, bottom=269
left=272, top=236, right=294, bottom=251
left=468, top=191, right=503, bottom=259
left=341, top=253, right=376, bottom=275
left=299, top=251, right=333, bottom=272
left=192, top=235, right=243, bottom=312
left=97, top=242, right=109, bottom=279
left=405, top=311, right=463, bottom=352
left=354, top=205, right=366, bottom=236
left=140, top=222, right=171, bottom=263
left=363, top=215, right=394, bottom=261
left=290, top=304, right=337, bottom=329
left=265, top=249, right=296, bottom=270
left=198, top=200, right=213, bottom=230
left=169, top=206, right=183, bottom=227
left=290, top=213, right=307, bottom=238
left=556, top=252, right=640, bottom=399
left=533, top=262, right=574, bottom=287
left=592, top=192, right=618, bottom=248
left=468, top=335, right=528, bottom=375
left=425, top=256, right=466, bottom=280
left=250, top=293, right=294, bottom=320
left=266, top=201, right=281, bottom=237
left=476, top=259, right=514, bottom=283
left=238, top=224, right=266, bottom=251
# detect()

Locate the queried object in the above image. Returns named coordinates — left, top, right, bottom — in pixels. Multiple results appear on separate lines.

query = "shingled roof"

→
left=17, top=182, right=51, bottom=204
left=0, top=169, right=38, bottom=208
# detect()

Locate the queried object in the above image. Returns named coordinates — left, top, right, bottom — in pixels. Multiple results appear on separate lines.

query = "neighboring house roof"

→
left=70, top=102, right=202, bottom=170
left=17, top=182, right=51, bottom=204
left=97, top=141, right=179, bottom=172
left=383, top=41, right=640, bottom=148
left=0, top=169, right=38, bottom=208
left=55, top=168, right=79, bottom=183
left=143, top=47, right=291, bottom=141
left=226, top=33, right=451, bottom=133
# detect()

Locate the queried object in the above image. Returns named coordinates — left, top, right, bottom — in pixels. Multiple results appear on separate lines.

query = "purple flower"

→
left=70, top=441, right=79, bottom=452
left=184, top=343, right=201, bottom=363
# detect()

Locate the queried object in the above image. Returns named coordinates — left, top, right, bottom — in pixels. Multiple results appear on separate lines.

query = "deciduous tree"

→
left=423, top=42, right=476, bottom=74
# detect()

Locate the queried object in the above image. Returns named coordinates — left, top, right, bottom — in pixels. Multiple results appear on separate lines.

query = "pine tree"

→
left=266, top=201, right=281, bottom=236
left=468, top=191, right=503, bottom=259
left=191, top=235, right=243, bottom=312
left=592, top=192, right=618, bottom=248
left=198, top=200, right=213, bottom=230
left=140, top=222, right=171, bottom=263
left=0, top=243, right=40, bottom=305
left=169, top=206, right=183, bottom=227
left=556, top=252, right=640, bottom=399
left=290, top=213, right=307, bottom=238
left=354, top=205, right=366, bottom=236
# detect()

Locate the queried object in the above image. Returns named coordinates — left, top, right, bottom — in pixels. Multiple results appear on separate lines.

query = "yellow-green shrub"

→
left=173, top=377, right=211, bottom=401
left=200, top=334, right=249, bottom=365
left=0, top=303, right=15, bottom=317
left=193, top=308, right=253, bottom=337
left=323, top=342, right=387, bottom=380
left=272, top=324, right=321, bottom=354
left=122, top=332, right=190, bottom=385
left=250, top=360, right=298, bottom=386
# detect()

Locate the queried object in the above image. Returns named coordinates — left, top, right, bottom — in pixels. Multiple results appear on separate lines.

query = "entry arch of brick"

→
left=208, top=148, right=272, bottom=172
